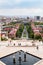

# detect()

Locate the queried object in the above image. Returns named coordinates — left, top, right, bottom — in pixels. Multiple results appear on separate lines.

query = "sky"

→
left=0, top=0, right=43, bottom=16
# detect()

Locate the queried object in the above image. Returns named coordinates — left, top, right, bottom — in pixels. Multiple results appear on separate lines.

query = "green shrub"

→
left=1, top=37, right=8, bottom=41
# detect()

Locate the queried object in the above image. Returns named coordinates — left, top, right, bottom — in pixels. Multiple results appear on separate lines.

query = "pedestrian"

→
left=36, top=45, right=39, bottom=50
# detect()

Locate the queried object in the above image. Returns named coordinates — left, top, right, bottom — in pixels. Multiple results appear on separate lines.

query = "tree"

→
left=16, top=24, right=24, bottom=38
left=34, top=35, right=42, bottom=40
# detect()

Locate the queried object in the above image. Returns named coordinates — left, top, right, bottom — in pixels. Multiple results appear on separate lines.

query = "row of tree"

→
left=26, top=24, right=34, bottom=39
left=26, top=23, right=42, bottom=40
left=34, top=22, right=43, bottom=25
left=16, top=24, right=24, bottom=38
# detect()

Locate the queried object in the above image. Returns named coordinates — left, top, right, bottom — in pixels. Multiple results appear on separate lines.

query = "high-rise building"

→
left=34, top=16, right=41, bottom=21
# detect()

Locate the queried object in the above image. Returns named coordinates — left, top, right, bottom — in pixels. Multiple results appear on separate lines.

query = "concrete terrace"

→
left=0, top=40, right=43, bottom=65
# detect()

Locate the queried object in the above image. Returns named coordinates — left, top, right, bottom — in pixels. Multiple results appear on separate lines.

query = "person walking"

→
left=36, top=45, right=39, bottom=50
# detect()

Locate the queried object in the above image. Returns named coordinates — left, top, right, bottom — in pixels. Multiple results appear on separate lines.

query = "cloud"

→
left=0, top=0, right=40, bottom=5
left=0, top=0, right=8, bottom=4
left=0, top=0, right=43, bottom=16
left=0, top=0, right=43, bottom=9
left=0, top=8, right=43, bottom=16
left=14, top=0, right=38, bottom=4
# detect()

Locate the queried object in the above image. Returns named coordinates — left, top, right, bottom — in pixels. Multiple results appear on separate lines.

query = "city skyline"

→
left=0, top=0, right=43, bottom=16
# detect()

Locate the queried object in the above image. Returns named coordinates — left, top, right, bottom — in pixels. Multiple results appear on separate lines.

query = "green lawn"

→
left=23, top=33, right=26, bottom=37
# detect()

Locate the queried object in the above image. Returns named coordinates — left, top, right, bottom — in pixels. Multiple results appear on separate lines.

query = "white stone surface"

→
left=0, top=40, right=43, bottom=65
left=0, top=61, right=6, bottom=65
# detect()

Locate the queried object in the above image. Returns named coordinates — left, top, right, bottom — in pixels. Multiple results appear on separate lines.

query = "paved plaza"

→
left=0, top=40, right=43, bottom=65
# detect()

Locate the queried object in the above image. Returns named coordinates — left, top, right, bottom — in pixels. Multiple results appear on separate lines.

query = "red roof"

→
left=9, top=28, right=17, bottom=34
left=4, top=28, right=12, bottom=31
